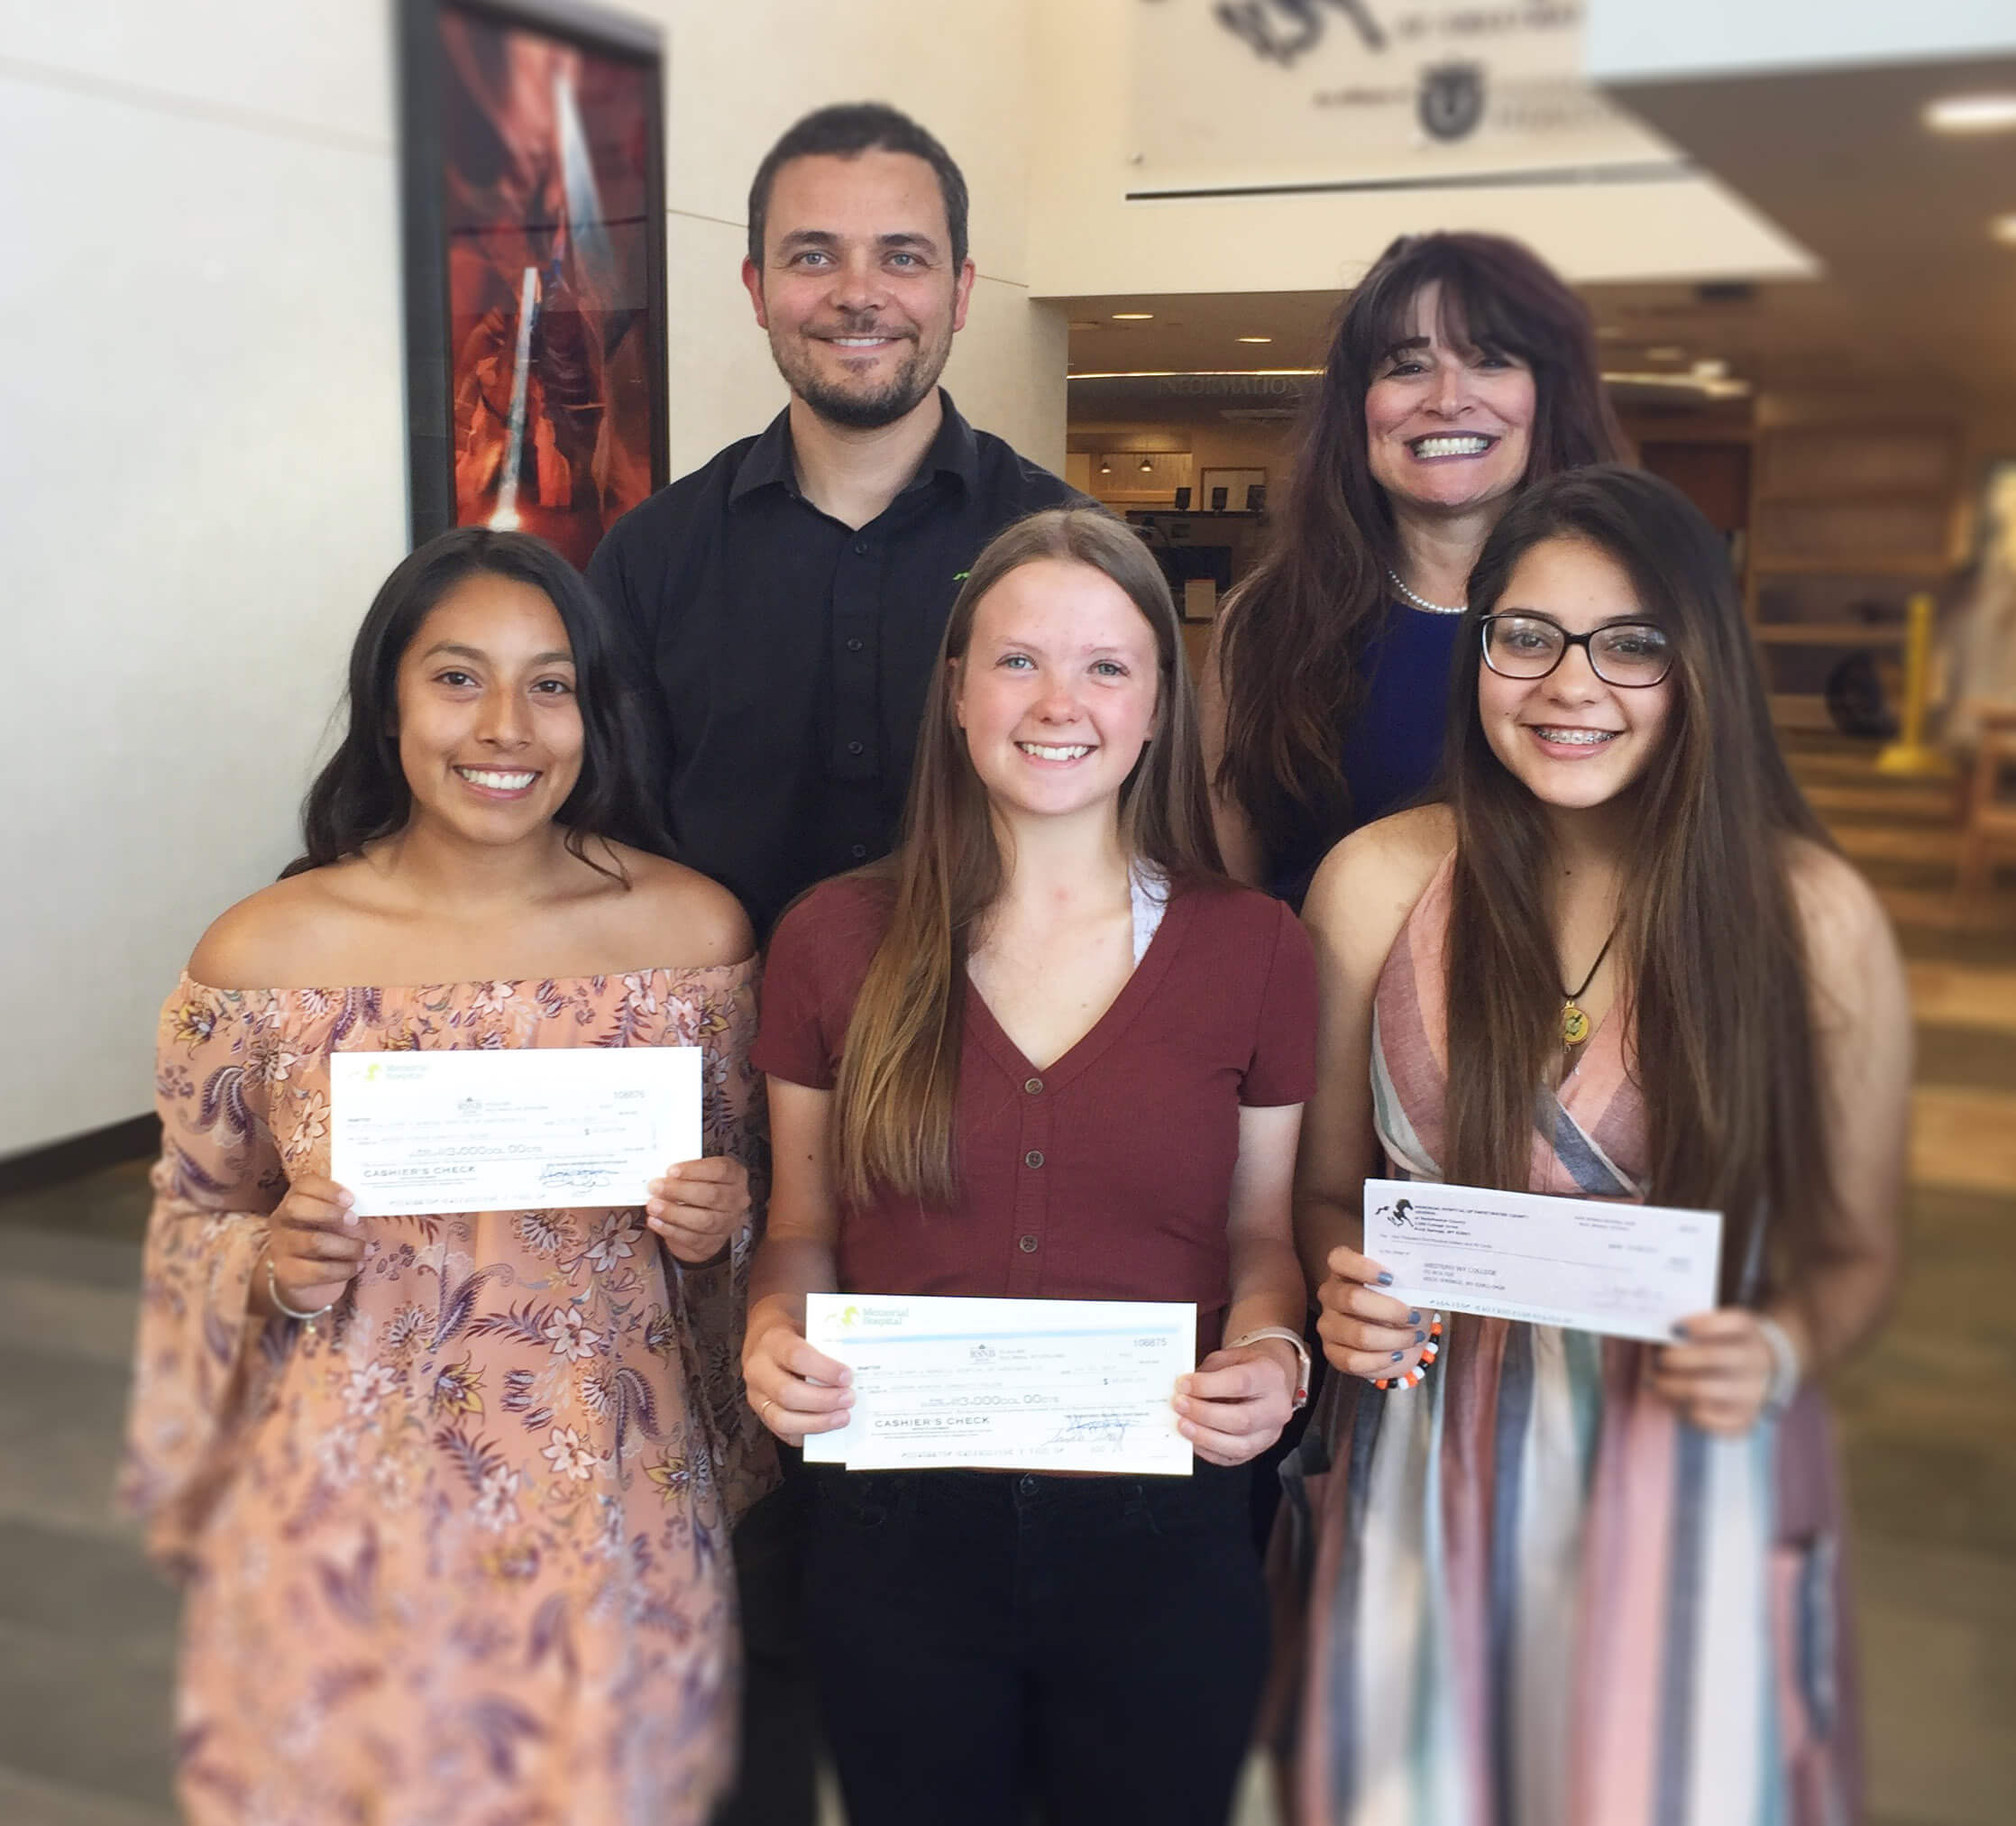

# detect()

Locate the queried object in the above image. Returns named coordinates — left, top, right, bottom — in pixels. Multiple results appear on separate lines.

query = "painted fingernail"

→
left=1375, top=1271, right=1394, bottom=1287
left=1409, top=1310, right=1421, bottom=1326
left=1389, top=1350, right=1403, bottom=1363
left=1415, top=1329, right=1426, bottom=1344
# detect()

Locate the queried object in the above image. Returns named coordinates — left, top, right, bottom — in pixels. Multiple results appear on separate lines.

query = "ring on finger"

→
left=759, top=1396, right=777, bottom=1427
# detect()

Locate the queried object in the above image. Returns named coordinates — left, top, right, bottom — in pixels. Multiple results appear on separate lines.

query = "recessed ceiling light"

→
left=1994, top=214, right=2016, bottom=244
left=1691, top=357, right=1728, bottom=380
left=1237, top=335, right=1273, bottom=344
left=1645, top=345, right=1686, bottom=362
left=1927, top=94, right=2016, bottom=134
left=1068, top=318, right=1103, bottom=330
left=1111, top=312, right=1154, bottom=321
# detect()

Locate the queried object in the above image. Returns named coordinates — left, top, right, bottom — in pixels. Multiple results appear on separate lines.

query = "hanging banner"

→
left=1127, top=0, right=1682, bottom=197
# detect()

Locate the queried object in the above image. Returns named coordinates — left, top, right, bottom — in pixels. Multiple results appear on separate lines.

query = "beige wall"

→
left=0, top=2, right=1065, bottom=1156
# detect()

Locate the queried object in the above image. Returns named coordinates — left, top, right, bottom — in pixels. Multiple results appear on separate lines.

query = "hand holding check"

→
left=643, top=1157, right=751, bottom=1263
left=1174, top=1342, right=1300, bottom=1465
left=1315, top=1243, right=1433, bottom=1382
left=261, top=1174, right=365, bottom=1317
left=743, top=1317, right=854, bottom=1440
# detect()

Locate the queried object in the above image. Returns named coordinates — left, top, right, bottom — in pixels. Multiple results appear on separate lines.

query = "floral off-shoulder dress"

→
left=123, top=967, right=779, bottom=1826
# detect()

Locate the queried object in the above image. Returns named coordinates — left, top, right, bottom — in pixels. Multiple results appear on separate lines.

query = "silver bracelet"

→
left=266, top=1254, right=336, bottom=1325
left=1228, top=1326, right=1310, bottom=1409
left=1755, top=1313, right=1802, bottom=1415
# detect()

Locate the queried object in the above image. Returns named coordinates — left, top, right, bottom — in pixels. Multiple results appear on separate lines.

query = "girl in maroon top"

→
left=743, top=508, right=1317, bottom=1823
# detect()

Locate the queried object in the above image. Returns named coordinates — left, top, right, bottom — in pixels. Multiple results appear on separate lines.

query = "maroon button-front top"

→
left=1024, top=1077, right=1043, bottom=1095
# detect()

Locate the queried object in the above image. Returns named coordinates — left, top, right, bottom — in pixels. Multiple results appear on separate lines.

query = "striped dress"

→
left=1269, top=858, right=1859, bottom=1826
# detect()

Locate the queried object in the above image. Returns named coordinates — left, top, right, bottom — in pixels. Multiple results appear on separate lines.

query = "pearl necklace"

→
left=1387, top=567, right=1466, bottom=616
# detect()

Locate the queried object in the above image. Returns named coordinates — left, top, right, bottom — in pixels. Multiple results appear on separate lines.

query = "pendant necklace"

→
left=1559, top=929, right=1617, bottom=1048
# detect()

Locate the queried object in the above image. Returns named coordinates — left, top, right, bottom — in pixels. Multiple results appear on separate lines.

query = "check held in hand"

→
left=330, top=1048, right=701, bottom=1216
left=802, top=1294, right=1196, bottom=1475
left=1362, top=1177, right=1722, bottom=1344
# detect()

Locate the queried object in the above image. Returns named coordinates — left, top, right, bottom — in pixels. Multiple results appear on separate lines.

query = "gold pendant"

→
left=1561, top=1000, right=1591, bottom=1047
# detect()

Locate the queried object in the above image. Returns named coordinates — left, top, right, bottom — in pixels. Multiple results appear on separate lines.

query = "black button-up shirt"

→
left=588, top=392, right=1083, bottom=934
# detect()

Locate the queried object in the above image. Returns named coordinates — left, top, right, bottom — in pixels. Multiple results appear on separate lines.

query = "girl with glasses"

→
left=1276, top=466, right=1908, bottom=1825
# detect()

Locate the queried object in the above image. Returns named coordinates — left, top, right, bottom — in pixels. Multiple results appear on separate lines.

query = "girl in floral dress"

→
left=124, top=529, right=775, bottom=1826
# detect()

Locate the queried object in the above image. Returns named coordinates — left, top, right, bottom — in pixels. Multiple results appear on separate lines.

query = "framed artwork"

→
left=399, top=0, right=667, bottom=567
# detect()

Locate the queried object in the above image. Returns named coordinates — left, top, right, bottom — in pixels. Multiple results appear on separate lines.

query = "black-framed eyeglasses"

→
left=1480, top=613, right=1673, bottom=689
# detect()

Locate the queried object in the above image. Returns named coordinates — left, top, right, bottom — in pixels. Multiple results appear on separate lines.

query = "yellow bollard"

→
left=1876, top=592, right=1954, bottom=776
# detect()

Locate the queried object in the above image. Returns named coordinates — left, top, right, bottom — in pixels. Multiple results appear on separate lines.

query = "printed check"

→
left=802, top=1293, right=1195, bottom=1475
left=330, top=1048, right=700, bottom=1216
left=1362, top=1178, right=1722, bottom=1343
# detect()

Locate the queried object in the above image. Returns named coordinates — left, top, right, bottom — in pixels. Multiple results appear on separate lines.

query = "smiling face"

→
left=1477, top=536, right=1675, bottom=817
left=742, top=149, right=975, bottom=431
left=393, top=573, right=583, bottom=848
left=951, top=559, right=1162, bottom=832
left=1364, top=280, right=1537, bottom=518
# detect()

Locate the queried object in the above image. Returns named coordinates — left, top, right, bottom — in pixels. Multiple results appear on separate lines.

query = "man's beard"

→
left=771, top=322, right=949, bottom=431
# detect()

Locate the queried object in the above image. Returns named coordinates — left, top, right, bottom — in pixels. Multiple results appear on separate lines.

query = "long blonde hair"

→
left=832, top=509, right=1225, bottom=1207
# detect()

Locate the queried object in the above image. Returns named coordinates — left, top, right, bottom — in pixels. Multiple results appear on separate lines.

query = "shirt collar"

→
left=728, top=390, right=979, bottom=509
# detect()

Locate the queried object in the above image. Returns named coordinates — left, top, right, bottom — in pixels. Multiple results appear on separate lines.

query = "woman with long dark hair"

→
left=742, top=508, right=1316, bottom=1823
left=1277, top=468, right=1907, bottom=1822
left=124, top=528, right=774, bottom=1823
left=1204, top=231, right=1628, bottom=903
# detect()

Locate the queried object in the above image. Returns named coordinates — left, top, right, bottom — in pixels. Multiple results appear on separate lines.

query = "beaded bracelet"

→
left=1375, top=1313, right=1443, bottom=1391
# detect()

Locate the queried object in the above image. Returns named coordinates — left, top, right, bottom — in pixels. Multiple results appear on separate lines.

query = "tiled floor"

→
left=4, top=734, right=2012, bottom=1825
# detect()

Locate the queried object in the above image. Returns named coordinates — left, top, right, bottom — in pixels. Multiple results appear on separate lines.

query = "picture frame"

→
left=399, top=0, right=668, bottom=566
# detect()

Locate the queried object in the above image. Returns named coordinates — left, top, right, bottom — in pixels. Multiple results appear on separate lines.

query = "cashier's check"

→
left=1363, top=1178, right=1722, bottom=1344
left=802, top=1294, right=1195, bottom=1475
left=330, top=1049, right=700, bottom=1216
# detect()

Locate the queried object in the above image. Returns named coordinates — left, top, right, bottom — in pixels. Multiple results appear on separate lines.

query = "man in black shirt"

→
left=589, top=103, right=1080, bottom=1826
left=589, top=102, right=1081, bottom=938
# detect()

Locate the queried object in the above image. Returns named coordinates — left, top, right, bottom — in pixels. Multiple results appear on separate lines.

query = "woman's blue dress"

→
left=1267, top=601, right=1465, bottom=906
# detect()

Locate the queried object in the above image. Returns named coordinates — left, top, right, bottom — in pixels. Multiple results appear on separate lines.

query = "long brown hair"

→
left=1442, top=467, right=1833, bottom=1300
left=832, top=509, right=1225, bottom=1207
left=1218, top=232, right=1627, bottom=871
